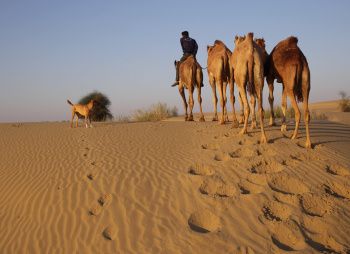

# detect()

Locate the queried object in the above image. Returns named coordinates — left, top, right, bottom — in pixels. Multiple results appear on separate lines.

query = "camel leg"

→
left=268, top=81, right=276, bottom=126
left=250, top=95, right=257, bottom=130
left=223, top=82, right=229, bottom=122
left=70, top=111, right=75, bottom=128
left=197, top=85, right=205, bottom=122
left=288, top=91, right=301, bottom=140
left=179, top=86, right=188, bottom=121
left=217, top=79, right=225, bottom=124
left=302, top=89, right=311, bottom=148
left=188, top=87, right=194, bottom=121
left=238, top=85, right=250, bottom=135
left=238, top=92, right=244, bottom=124
left=76, top=115, right=79, bottom=128
left=229, top=82, right=239, bottom=127
left=209, top=75, right=218, bottom=121
left=281, top=86, right=288, bottom=132
left=257, top=88, right=267, bottom=143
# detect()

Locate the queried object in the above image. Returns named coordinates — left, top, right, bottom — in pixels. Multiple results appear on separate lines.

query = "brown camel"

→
left=266, top=36, right=311, bottom=148
left=255, top=38, right=276, bottom=127
left=230, top=32, right=267, bottom=143
left=175, top=55, right=205, bottom=121
left=207, top=40, right=238, bottom=126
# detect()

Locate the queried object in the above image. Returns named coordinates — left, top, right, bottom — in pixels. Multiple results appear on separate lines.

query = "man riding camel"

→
left=172, top=31, right=203, bottom=87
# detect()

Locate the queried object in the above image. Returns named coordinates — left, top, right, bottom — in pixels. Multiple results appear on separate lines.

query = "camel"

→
left=255, top=38, right=276, bottom=127
left=175, top=55, right=205, bottom=121
left=230, top=32, right=267, bottom=143
left=207, top=40, right=238, bottom=126
left=266, top=36, right=311, bottom=148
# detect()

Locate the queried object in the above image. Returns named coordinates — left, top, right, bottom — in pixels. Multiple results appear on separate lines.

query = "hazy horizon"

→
left=1, top=0, right=349, bottom=122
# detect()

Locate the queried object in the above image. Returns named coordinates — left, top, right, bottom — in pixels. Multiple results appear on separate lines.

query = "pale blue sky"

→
left=1, top=0, right=349, bottom=122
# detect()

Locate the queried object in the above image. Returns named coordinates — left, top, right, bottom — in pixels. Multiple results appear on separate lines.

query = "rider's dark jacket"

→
left=180, top=37, right=198, bottom=56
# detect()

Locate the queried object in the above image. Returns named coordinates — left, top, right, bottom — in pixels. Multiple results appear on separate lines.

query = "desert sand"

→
left=0, top=101, right=350, bottom=253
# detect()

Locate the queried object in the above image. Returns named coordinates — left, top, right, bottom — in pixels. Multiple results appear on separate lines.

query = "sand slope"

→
left=0, top=119, right=349, bottom=253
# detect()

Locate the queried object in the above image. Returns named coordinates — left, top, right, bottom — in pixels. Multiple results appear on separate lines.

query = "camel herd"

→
left=175, top=32, right=311, bottom=148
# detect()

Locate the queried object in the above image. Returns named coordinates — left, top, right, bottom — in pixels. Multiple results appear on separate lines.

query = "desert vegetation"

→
left=339, top=91, right=350, bottom=112
left=79, top=91, right=113, bottom=121
left=132, top=102, right=178, bottom=122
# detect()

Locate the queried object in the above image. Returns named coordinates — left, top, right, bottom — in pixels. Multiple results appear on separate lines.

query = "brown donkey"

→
left=266, top=36, right=311, bottom=148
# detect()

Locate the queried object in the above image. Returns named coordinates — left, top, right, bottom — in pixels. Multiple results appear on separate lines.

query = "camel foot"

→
left=188, top=115, right=194, bottom=121
left=269, top=118, right=276, bottom=126
left=232, top=120, right=239, bottom=128
left=281, top=124, right=287, bottom=132
left=219, top=120, right=225, bottom=125
left=185, top=116, right=189, bottom=121
left=260, top=135, right=267, bottom=144
left=239, top=129, right=247, bottom=135
left=250, top=122, right=257, bottom=130
left=239, top=117, right=244, bottom=124
left=305, top=140, right=312, bottom=149
left=199, top=116, right=205, bottom=122
left=212, top=116, right=218, bottom=121
left=291, top=133, right=298, bottom=140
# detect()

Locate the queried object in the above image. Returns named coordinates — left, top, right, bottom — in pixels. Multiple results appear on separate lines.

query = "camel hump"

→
left=287, top=36, right=298, bottom=45
left=214, top=40, right=225, bottom=46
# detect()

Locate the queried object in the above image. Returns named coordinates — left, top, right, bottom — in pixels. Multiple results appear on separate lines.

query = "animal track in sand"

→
left=268, top=173, right=309, bottom=195
left=201, top=143, right=219, bottom=151
left=246, top=173, right=267, bottom=186
left=304, top=232, right=346, bottom=253
left=199, top=177, right=236, bottom=197
left=89, top=203, right=102, bottom=216
left=87, top=172, right=96, bottom=180
left=238, top=179, right=264, bottom=194
left=273, top=192, right=299, bottom=206
left=98, top=193, right=113, bottom=207
left=300, top=193, right=333, bottom=217
left=103, top=225, right=117, bottom=240
left=324, top=181, right=350, bottom=199
left=213, top=152, right=232, bottom=162
left=230, top=147, right=262, bottom=158
left=188, top=209, right=221, bottom=233
left=271, top=221, right=306, bottom=251
left=249, top=158, right=284, bottom=174
left=325, top=163, right=350, bottom=176
left=300, top=215, right=329, bottom=235
left=188, top=164, right=214, bottom=176
left=262, top=200, right=292, bottom=221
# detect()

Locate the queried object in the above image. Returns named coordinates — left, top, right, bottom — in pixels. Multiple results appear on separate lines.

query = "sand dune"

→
left=0, top=114, right=350, bottom=253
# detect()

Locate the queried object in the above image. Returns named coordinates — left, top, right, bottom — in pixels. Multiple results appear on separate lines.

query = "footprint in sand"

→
left=87, top=172, right=96, bottom=180
left=248, top=158, right=284, bottom=174
left=89, top=193, right=113, bottom=216
left=300, top=214, right=329, bottom=235
left=213, top=152, right=232, bottom=162
left=271, top=221, right=306, bottom=251
left=300, top=193, right=333, bottom=217
left=325, top=163, right=350, bottom=176
left=246, top=173, right=268, bottom=186
left=103, top=225, right=117, bottom=240
left=262, top=200, right=292, bottom=222
left=98, top=193, right=113, bottom=207
left=238, top=179, right=265, bottom=195
left=230, top=147, right=262, bottom=158
left=273, top=192, right=299, bottom=206
left=188, top=164, right=214, bottom=176
left=188, top=209, right=221, bottom=233
left=324, top=181, right=350, bottom=199
left=199, top=177, right=236, bottom=198
left=201, top=143, right=219, bottom=151
left=304, top=232, right=346, bottom=253
left=267, top=173, right=309, bottom=195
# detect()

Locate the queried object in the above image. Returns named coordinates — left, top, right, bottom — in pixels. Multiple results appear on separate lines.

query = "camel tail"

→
left=67, top=99, right=73, bottom=106
left=247, top=32, right=255, bottom=95
left=294, top=64, right=303, bottom=103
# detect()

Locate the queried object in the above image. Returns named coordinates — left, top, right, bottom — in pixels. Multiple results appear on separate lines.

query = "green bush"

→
left=78, top=91, right=113, bottom=121
left=133, top=103, right=178, bottom=122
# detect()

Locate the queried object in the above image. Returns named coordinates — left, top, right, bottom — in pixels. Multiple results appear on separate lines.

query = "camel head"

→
left=234, top=35, right=245, bottom=46
left=255, top=38, right=266, bottom=49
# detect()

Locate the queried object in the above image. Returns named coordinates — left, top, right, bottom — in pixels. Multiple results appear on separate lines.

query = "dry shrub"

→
left=339, top=91, right=350, bottom=112
left=133, top=103, right=178, bottom=122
